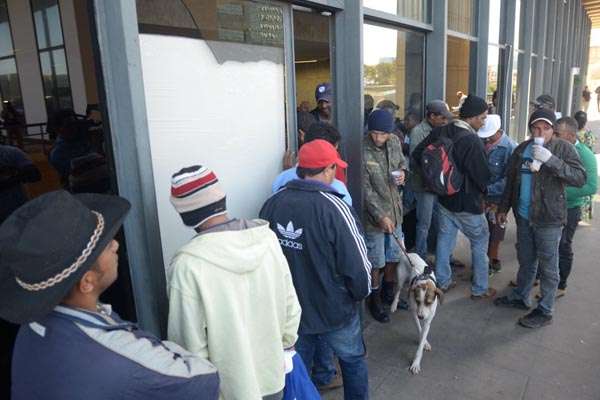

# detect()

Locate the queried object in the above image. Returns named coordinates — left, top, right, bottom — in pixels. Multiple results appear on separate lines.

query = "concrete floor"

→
left=323, top=209, right=600, bottom=400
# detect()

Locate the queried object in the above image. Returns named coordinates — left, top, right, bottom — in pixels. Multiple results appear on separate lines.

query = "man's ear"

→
left=78, top=270, right=97, bottom=294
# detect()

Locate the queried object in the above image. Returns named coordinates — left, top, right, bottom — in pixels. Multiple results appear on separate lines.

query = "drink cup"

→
left=391, top=170, right=402, bottom=185
left=531, top=137, right=544, bottom=172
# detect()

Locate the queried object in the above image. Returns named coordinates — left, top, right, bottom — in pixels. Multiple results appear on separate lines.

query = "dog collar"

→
left=410, top=265, right=438, bottom=288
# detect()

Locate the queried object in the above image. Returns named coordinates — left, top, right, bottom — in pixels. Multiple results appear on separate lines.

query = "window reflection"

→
left=30, top=0, right=72, bottom=116
left=0, top=0, right=23, bottom=111
left=446, top=36, right=472, bottom=111
left=363, top=24, right=425, bottom=122
left=448, top=0, right=475, bottom=35
left=363, top=0, right=429, bottom=23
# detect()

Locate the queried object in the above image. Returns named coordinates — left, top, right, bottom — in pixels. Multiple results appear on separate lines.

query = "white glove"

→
left=532, top=144, right=552, bottom=163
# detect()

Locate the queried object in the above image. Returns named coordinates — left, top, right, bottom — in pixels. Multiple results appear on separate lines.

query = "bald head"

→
left=555, top=117, right=578, bottom=144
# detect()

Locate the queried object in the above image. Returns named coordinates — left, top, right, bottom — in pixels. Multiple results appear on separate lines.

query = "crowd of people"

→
left=0, top=83, right=598, bottom=400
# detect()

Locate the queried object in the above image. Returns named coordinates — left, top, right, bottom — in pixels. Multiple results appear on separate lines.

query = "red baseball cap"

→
left=298, top=139, right=348, bottom=169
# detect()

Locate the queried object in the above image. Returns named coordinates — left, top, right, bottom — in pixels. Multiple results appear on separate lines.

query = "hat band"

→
left=15, top=211, right=105, bottom=292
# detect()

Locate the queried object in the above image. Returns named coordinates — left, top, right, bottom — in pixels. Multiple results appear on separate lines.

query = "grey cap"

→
left=425, top=100, right=453, bottom=119
left=530, top=94, right=556, bottom=110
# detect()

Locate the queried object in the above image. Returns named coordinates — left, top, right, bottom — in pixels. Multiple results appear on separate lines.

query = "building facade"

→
left=0, top=0, right=593, bottom=337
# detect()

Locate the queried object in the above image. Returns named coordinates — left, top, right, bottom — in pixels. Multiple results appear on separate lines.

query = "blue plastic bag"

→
left=282, top=351, right=321, bottom=400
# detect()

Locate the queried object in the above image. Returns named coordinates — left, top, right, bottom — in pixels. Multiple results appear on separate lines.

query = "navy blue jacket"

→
left=11, top=305, right=220, bottom=400
left=259, top=179, right=372, bottom=335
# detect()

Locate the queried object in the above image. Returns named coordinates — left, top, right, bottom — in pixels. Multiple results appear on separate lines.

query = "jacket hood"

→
left=173, top=219, right=276, bottom=275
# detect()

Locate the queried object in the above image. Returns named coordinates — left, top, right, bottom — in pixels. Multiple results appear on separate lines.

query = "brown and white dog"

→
left=390, top=252, right=443, bottom=374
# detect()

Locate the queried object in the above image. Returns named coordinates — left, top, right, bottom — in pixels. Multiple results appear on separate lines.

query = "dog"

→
left=390, top=252, right=443, bottom=374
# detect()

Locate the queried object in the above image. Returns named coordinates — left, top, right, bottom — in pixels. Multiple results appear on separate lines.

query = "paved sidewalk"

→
left=323, top=203, right=600, bottom=400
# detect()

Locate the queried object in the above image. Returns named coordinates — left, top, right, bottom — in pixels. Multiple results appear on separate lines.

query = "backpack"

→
left=420, top=131, right=467, bottom=196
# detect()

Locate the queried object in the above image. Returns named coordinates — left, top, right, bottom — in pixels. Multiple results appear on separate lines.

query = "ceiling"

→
left=584, top=0, right=600, bottom=28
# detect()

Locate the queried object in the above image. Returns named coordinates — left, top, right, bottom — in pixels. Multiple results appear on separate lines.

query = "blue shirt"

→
left=272, top=167, right=353, bottom=206
left=517, top=143, right=534, bottom=219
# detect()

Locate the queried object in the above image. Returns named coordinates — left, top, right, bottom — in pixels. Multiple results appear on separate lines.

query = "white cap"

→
left=477, top=114, right=502, bottom=139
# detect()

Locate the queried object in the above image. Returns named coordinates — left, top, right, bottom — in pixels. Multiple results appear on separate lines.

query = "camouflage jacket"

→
left=363, top=134, right=407, bottom=232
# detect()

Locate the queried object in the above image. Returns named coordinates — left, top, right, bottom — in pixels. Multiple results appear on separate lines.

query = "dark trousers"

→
left=558, top=207, right=582, bottom=290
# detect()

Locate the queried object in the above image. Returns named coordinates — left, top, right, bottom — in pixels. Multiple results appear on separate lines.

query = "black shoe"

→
left=368, top=291, right=390, bottom=323
left=381, top=281, right=395, bottom=305
left=493, top=296, right=530, bottom=310
left=518, top=308, right=553, bottom=328
left=490, top=259, right=502, bottom=272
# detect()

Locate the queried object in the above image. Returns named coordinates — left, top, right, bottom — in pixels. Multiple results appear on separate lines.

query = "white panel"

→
left=59, top=0, right=86, bottom=115
left=7, top=0, right=46, bottom=124
left=139, top=34, right=286, bottom=268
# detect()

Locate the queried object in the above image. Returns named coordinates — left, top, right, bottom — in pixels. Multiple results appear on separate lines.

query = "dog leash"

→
left=391, top=231, right=418, bottom=272
left=391, top=231, right=436, bottom=283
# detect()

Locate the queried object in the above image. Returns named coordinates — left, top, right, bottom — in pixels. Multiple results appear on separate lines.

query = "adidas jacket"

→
left=259, top=179, right=372, bottom=335
left=11, top=305, right=220, bottom=400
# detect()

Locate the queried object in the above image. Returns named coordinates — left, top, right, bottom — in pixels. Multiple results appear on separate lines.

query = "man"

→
left=495, top=109, right=586, bottom=328
left=363, top=109, right=407, bottom=323
left=260, top=139, right=371, bottom=400
left=413, top=95, right=494, bottom=299
left=0, top=190, right=220, bottom=399
left=553, top=117, right=597, bottom=298
left=582, top=86, right=591, bottom=112
left=477, top=115, right=516, bottom=274
left=167, top=165, right=302, bottom=400
left=282, top=111, right=316, bottom=170
left=310, top=82, right=333, bottom=124
left=273, top=122, right=352, bottom=206
left=409, top=100, right=453, bottom=259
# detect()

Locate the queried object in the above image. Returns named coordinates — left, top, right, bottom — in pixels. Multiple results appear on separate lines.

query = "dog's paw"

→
left=390, top=301, right=398, bottom=313
left=424, top=341, right=432, bottom=351
left=409, top=363, right=421, bottom=374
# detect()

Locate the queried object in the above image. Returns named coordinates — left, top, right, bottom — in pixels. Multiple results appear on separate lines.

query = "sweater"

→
left=566, top=141, right=598, bottom=208
left=168, top=219, right=302, bottom=400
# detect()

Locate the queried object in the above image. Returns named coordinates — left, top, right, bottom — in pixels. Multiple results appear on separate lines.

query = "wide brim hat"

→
left=0, top=190, right=130, bottom=324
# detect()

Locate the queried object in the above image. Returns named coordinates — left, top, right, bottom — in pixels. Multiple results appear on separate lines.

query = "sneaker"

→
left=441, top=280, right=457, bottom=293
left=493, top=296, right=530, bottom=310
left=471, top=287, right=497, bottom=300
left=490, top=259, right=502, bottom=272
left=316, top=372, right=343, bottom=392
left=518, top=308, right=553, bottom=328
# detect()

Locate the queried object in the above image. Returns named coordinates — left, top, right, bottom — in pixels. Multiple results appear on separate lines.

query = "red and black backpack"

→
left=420, top=131, right=468, bottom=196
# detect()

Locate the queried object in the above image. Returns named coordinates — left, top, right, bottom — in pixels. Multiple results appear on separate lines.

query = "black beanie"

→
left=528, top=108, right=556, bottom=127
left=459, top=95, right=488, bottom=118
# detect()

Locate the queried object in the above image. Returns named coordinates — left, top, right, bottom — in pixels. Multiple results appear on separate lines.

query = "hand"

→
left=393, top=170, right=405, bottom=186
left=379, top=217, right=395, bottom=233
left=532, top=145, right=552, bottom=163
left=496, top=212, right=508, bottom=226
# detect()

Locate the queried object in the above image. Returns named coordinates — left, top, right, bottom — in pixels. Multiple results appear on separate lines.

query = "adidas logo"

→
left=277, top=221, right=303, bottom=240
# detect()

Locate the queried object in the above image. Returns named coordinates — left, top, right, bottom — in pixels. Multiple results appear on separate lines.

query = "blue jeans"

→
left=435, top=205, right=490, bottom=295
left=509, top=216, right=563, bottom=315
left=310, top=338, right=336, bottom=386
left=415, top=191, right=437, bottom=258
left=296, top=314, right=369, bottom=400
left=364, top=226, right=404, bottom=270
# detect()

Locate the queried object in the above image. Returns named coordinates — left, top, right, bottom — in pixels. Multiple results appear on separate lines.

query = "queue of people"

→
left=0, top=84, right=598, bottom=400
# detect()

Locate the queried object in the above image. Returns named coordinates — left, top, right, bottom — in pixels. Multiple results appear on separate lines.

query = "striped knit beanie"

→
left=170, top=165, right=227, bottom=228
